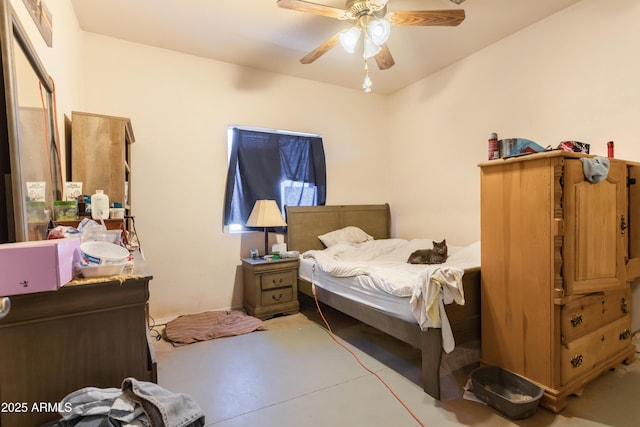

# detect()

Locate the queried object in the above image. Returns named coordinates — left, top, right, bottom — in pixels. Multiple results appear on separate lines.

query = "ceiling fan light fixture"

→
left=339, top=26, right=361, bottom=54
left=367, top=0, right=389, bottom=8
left=363, top=34, right=381, bottom=59
left=368, top=18, right=390, bottom=46
left=278, top=0, right=466, bottom=93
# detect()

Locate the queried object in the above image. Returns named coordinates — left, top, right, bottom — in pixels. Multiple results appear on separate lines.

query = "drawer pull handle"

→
left=621, top=298, right=629, bottom=314
left=621, top=215, right=627, bottom=235
left=0, top=297, right=9, bottom=320
left=620, top=329, right=631, bottom=341
left=272, top=293, right=283, bottom=302
left=570, top=314, right=583, bottom=327
left=571, top=354, right=583, bottom=368
left=272, top=278, right=284, bottom=285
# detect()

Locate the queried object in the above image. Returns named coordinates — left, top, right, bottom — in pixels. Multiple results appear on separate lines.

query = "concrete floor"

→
left=153, top=305, right=640, bottom=427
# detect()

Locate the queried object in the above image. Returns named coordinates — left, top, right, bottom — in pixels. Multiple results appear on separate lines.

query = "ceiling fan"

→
left=277, top=0, right=466, bottom=92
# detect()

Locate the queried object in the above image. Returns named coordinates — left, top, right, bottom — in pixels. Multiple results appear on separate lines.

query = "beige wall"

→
left=75, top=34, right=391, bottom=321
left=9, top=0, right=83, bottom=146
left=10, top=0, right=640, bottom=328
left=8, top=0, right=390, bottom=321
left=388, top=0, right=640, bottom=245
left=387, top=0, right=640, bottom=330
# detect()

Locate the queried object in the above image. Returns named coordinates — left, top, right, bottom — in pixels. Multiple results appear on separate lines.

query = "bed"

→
left=284, top=203, right=480, bottom=400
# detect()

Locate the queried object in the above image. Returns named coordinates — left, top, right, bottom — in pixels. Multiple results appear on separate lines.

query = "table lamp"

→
left=246, top=200, right=287, bottom=256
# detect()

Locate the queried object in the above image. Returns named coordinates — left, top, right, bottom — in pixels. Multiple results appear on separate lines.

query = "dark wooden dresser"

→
left=0, top=260, right=155, bottom=426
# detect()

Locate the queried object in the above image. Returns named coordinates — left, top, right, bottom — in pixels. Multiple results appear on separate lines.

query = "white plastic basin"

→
left=80, top=241, right=129, bottom=265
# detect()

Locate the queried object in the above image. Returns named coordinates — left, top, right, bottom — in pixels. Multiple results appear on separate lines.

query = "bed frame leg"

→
left=421, top=328, right=443, bottom=400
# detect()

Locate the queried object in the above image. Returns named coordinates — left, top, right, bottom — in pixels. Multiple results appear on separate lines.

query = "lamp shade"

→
left=246, top=200, right=287, bottom=256
left=246, top=200, right=287, bottom=228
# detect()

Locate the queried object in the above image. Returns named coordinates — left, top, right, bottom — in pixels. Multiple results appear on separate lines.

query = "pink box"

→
left=0, top=238, right=81, bottom=296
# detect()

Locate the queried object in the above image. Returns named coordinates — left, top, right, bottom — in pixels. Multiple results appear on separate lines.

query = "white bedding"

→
left=301, top=239, right=481, bottom=352
left=298, top=257, right=417, bottom=322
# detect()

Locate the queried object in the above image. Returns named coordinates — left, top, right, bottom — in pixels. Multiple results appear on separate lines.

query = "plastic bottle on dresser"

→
left=607, top=141, right=614, bottom=158
left=488, top=132, right=499, bottom=160
left=91, top=190, right=110, bottom=220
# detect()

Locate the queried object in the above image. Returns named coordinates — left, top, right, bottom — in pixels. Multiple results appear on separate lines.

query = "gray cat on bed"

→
left=407, top=239, right=448, bottom=264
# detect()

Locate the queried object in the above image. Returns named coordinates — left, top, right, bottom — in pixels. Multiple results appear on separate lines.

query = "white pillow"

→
left=318, top=226, right=373, bottom=248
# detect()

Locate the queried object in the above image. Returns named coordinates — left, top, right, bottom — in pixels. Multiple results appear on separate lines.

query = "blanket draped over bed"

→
left=302, top=239, right=480, bottom=352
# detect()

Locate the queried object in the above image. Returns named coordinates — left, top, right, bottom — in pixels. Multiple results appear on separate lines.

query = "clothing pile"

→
left=51, top=378, right=205, bottom=427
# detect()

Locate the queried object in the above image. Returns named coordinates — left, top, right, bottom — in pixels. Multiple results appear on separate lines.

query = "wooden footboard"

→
left=446, top=267, right=481, bottom=346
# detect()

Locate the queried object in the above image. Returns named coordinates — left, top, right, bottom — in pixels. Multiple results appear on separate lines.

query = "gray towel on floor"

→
left=581, top=157, right=610, bottom=183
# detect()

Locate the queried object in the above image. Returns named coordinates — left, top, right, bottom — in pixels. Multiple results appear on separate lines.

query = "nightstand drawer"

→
left=261, top=288, right=293, bottom=307
left=261, top=270, right=296, bottom=290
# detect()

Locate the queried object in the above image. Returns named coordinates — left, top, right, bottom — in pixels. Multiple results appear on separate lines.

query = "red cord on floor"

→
left=311, top=278, right=427, bottom=427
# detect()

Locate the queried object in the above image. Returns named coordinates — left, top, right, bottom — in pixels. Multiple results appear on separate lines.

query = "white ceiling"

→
left=70, top=0, right=582, bottom=95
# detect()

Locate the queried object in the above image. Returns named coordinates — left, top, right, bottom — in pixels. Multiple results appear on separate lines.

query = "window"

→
left=223, top=126, right=326, bottom=231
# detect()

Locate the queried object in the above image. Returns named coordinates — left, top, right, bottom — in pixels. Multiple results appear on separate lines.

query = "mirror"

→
left=0, top=0, right=62, bottom=242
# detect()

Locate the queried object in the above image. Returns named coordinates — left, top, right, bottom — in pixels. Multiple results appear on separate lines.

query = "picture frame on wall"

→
left=21, top=0, right=52, bottom=47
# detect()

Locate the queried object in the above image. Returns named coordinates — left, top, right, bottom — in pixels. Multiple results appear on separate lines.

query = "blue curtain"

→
left=223, top=128, right=326, bottom=228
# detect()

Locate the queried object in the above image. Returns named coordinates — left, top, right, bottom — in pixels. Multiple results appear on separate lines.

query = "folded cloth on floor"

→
left=164, top=310, right=266, bottom=346
left=54, top=378, right=205, bottom=427
left=581, top=156, right=610, bottom=183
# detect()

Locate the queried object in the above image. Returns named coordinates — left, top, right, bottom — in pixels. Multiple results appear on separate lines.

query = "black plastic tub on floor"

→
left=470, top=365, right=544, bottom=420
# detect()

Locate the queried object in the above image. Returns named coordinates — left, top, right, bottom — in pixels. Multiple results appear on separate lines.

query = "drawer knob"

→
left=272, top=293, right=283, bottom=302
left=619, top=329, right=631, bottom=341
left=571, top=354, right=583, bottom=368
left=621, top=298, right=629, bottom=314
left=0, top=297, right=9, bottom=320
left=570, top=314, right=583, bottom=327
left=272, top=278, right=284, bottom=284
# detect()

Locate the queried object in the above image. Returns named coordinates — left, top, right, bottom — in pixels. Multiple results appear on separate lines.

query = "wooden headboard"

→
left=285, top=204, right=391, bottom=253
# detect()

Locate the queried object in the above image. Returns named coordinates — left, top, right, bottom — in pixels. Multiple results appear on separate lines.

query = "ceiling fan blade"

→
left=387, top=9, right=465, bottom=26
left=374, top=44, right=395, bottom=70
left=277, top=0, right=349, bottom=20
left=300, top=32, right=340, bottom=64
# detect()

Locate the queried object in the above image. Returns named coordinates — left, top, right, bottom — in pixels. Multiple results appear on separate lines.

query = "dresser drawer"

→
left=561, top=288, right=630, bottom=343
left=261, top=287, right=293, bottom=307
left=261, top=270, right=296, bottom=291
left=561, top=315, right=632, bottom=385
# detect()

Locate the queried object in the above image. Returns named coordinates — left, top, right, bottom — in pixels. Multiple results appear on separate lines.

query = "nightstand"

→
left=242, top=257, right=300, bottom=320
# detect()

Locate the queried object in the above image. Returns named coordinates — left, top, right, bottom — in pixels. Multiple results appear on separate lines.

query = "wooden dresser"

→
left=0, top=264, right=155, bottom=426
left=479, top=151, right=638, bottom=412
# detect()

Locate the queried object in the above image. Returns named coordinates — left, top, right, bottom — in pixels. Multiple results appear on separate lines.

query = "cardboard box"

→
left=0, top=238, right=80, bottom=296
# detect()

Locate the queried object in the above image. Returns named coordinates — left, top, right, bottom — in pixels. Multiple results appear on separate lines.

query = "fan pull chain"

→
left=362, top=59, right=372, bottom=93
